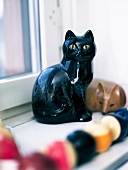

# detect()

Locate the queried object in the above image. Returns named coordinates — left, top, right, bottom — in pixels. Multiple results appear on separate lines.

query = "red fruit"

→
left=44, top=140, right=77, bottom=170
left=18, top=152, right=59, bottom=170
left=0, top=135, right=20, bottom=160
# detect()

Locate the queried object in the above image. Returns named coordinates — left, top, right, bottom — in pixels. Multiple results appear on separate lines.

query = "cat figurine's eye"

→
left=83, top=45, right=90, bottom=50
left=69, top=44, right=77, bottom=50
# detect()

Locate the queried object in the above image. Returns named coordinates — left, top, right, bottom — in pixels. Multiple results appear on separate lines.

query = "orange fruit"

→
left=84, top=121, right=112, bottom=152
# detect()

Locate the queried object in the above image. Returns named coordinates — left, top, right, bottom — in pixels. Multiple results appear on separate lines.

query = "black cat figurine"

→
left=32, top=30, right=96, bottom=124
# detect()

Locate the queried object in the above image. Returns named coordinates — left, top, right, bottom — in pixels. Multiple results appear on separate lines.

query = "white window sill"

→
left=6, top=112, right=128, bottom=170
left=2, top=82, right=128, bottom=169
left=3, top=111, right=34, bottom=127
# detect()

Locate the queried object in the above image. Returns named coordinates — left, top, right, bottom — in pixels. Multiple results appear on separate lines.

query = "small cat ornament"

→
left=32, top=30, right=96, bottom=124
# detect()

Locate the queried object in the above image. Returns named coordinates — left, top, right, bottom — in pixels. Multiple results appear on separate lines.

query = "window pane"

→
left=0, top=0, right=37, bottom=79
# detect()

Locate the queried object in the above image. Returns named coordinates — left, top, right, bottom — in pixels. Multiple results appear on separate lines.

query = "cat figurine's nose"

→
left=78, top=51, right=82, bottom=55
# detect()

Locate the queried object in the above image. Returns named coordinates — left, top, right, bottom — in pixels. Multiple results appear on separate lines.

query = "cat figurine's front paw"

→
left=77, top=110, right=92, bottom=122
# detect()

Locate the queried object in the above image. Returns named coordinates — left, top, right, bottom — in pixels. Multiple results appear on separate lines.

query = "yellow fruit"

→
left=101, top=116, right=121, bottom=141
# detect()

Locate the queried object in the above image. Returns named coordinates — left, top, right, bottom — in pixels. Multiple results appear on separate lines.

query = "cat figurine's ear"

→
left=65, top=30, right=76, bottom=40
left=84, top=30, right=94, bottom=42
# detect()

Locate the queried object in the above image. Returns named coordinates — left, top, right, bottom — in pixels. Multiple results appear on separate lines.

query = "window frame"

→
left=0, top=73, right=38, bottom=111
left=39, top=0, right=61, bottom=69
left=0, top=0, right=40, bottom=112
left=0, top=0, right=61, bottom=116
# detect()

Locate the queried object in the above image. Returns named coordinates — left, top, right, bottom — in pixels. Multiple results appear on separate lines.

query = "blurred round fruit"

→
left=84, top=121, right=112, bottom=152
left=67, top=130, right=96, bottom=165
left=0, top=135, right=20, bottom=160
left=44, top=140, right=77, bottom=170
left=18, top=152, right=59, bottom=170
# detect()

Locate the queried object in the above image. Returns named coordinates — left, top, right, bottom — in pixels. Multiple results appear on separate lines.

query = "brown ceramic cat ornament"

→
left=85, top=79, right=126, bottom=114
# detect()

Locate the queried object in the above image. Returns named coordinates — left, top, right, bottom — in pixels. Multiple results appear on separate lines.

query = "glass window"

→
left=0, top=0, right=42, bottom=113
left=0, top=0, right=61, bottom=116
left=0, top=0, right=40, bottom=79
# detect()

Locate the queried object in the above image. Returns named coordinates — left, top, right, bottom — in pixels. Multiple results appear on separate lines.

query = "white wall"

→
left=60, top=0, right=128, bottom=94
